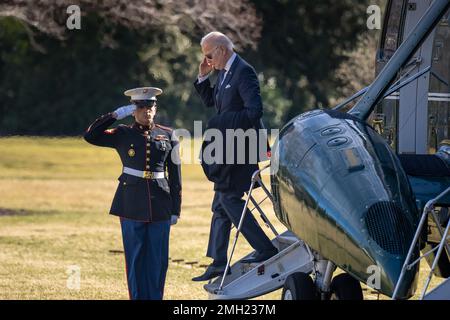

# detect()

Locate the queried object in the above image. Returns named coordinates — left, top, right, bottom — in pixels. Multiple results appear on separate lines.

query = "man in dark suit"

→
left=192, top=32, right=277, bottom=282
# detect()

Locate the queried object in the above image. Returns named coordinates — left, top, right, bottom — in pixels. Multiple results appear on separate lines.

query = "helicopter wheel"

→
left=329, top=273, right=363, bottom=300
left=281, top=272, right=317, bottom=300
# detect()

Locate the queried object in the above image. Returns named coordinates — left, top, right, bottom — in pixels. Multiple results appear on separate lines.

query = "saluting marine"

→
left=84, top=87, right=182, bottom=300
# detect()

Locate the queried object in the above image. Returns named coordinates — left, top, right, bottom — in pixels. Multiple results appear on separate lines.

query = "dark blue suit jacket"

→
left=194, top=55, right=267, bottom=193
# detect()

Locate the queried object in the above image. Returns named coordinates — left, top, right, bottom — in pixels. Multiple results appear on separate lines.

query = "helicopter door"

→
left=427, top=10, right=450, bottom=153
left=377, top=1, right=450, bottom=155
left=397, top=0, right=436, bottom=154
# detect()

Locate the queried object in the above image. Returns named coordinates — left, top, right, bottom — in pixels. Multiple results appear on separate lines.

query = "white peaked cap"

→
left=124, top=87, right=163, bottom=101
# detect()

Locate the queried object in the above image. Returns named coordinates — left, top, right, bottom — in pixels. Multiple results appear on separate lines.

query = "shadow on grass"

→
left=0, top=207, right=59, bottom=217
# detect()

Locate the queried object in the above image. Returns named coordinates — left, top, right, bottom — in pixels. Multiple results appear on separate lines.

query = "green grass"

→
left=0, top=137, right=280, bottom=299
left=0, top=137, right=444, bottom=300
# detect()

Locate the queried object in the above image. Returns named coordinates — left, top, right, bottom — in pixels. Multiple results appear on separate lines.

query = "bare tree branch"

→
left=0, top=0, right=262, bottom=50
left=19, top=20, right=47, bottom=53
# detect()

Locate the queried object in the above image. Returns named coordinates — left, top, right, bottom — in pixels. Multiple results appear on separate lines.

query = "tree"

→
left=248, top=0, right=374, bottom=122
left=0, top=0, right=387, bottom=134
left=331, top=33, right=379, bottom=108
left=0, top=0, right=262, bottom=135
left=0, top=0, right=261, bottom=49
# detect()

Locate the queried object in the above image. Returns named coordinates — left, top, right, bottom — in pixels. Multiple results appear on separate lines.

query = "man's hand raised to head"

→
left=199, top=57, right=213, bottom=78
left=112, top=104, right=136, bottom=120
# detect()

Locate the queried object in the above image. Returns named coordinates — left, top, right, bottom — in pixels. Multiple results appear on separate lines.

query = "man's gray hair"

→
left=200, top=31, right=234, bottom=51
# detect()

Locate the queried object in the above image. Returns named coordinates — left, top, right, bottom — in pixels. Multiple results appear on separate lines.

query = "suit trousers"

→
left=120, top=218, right=170, bottom=300
left=206, top=190, right=274, bottom=265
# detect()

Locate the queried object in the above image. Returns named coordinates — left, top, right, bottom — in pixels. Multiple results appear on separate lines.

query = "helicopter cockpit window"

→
left=373, top=0, right=408, bottom=151
left=377, top=0, right=407, bottom=72
left=372, top=3, right=450, bottom=155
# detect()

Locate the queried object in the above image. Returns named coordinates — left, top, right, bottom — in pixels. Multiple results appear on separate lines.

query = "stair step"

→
left=424, top=277, right=450, bottom=300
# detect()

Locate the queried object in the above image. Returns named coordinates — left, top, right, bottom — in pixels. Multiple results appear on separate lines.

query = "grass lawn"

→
left=0, top=137, right=443, bottom=300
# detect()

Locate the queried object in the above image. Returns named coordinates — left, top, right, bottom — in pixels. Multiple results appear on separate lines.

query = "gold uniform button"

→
left=123, top=182, right=127, bottom=186
left=146, top=150, right=150, bottom=154
left=146, top=165, right=150, bottom=169
left=146, top=158, right=150, bottom=161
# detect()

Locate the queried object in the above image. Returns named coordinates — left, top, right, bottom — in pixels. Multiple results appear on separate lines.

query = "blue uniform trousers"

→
left=120, top=218, right=170, bottom=300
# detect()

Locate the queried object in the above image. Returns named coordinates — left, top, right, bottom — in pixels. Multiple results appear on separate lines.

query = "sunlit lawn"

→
left=0, top=137, right=282, bottom=300
left=0, top=137, right=443, bottom=300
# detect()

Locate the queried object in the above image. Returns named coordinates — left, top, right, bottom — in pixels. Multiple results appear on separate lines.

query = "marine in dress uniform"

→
left=84, top=87, right=182, bottom=300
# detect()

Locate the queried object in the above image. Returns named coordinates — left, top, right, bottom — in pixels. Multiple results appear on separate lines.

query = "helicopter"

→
left=203, top=0, right=450, bottom=300
left=271, top=0, right=450, bottom=299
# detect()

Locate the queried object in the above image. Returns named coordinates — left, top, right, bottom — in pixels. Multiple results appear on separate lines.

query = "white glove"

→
left=170, top=215, right=179, bottom=225
left=113, top=104, right=136, bottom=120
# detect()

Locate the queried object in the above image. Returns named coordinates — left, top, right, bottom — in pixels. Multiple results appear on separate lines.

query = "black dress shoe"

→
left=241, top=248, right=278, bottom=264
left=192, top=264, right=231, bottom=282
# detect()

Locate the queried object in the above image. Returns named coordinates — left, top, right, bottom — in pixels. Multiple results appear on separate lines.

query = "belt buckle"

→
left=143, top=171, right=153, bottom=179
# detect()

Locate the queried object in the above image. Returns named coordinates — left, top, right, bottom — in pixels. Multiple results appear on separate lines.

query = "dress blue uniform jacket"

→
left=194, top=54, right=268, bottom=193
left=84, top=113, right=182, bottom=222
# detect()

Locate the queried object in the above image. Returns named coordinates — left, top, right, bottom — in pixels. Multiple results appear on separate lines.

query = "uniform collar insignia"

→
left=155, top=134, right=169, bottom=141
left=132, top=122, right=155, bottom=133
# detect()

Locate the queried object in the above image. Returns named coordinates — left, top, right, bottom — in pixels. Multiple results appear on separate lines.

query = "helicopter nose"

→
left=365, top=247, right=419, bottom=299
